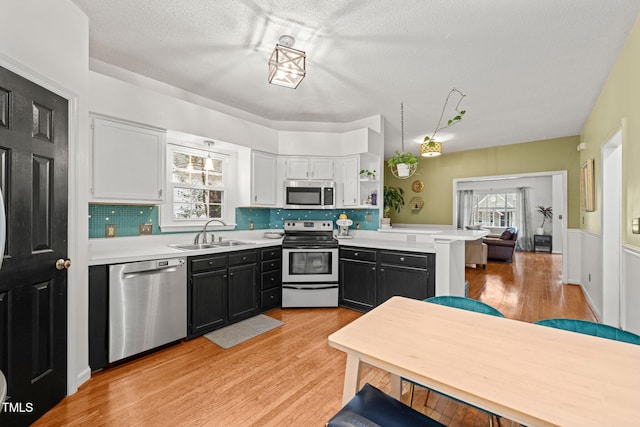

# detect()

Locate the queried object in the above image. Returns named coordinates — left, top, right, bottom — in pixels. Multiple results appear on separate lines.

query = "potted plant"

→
left=382, top=186, right=405, bottom=227
left=536, top=206, right=552, bottom=235
left=359, top=169, right=377, bottom=180
left=387, top=150, right=418, bottom=178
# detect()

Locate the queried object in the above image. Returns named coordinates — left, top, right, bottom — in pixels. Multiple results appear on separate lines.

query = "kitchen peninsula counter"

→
left=339, top=227, right=488, bottom=296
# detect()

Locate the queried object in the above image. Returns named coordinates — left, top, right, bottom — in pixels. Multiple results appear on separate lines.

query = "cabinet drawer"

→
left=261, top=247, right=282, bottom=261
left=261, top=270, right=282, bottom=290
left=261, top=287, right=281, bottom=309
left=229, top=250, right=258, bottom=266
left=261, top=258, right=281, bottom=273
left=534, top=235, right=552, bottom=244
left=191, top=255, right=227, bottom=273
left=379, top=251, right=429, bottom=269
left=340, top=247, right=377, bottom=262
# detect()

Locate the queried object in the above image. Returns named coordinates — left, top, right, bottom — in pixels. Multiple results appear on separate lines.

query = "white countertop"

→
left=336, top=237, right=436, bottom=253
left=89, top=227, right=483, bottom=265
left=89, top=231, right=283, bottom=265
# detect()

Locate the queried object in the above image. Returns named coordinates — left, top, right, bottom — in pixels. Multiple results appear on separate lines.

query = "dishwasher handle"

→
left=118, top=258, right=185, bottom=276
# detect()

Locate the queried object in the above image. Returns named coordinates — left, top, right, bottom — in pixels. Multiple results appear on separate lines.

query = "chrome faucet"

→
left=193, top=219, right=227, bottom=244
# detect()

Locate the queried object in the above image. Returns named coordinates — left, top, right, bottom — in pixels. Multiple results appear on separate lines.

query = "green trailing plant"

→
left=387, top=150, right=418, bottom=168
left=423, top=88, right=467, bottom=148
left=359, top=169, right=376, bottom=178
left=537, top=206, right=553, bottom=228
left=383, top=186, right=405, bottom=218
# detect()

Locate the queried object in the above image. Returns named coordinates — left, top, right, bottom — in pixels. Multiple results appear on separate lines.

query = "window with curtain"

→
left=471, top=192, right=516, bottom=227
left=169, top=147, right=227, bottom=221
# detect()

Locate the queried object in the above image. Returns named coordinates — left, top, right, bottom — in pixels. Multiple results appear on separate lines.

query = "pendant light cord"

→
left=401, top=102, right=405, bottom=152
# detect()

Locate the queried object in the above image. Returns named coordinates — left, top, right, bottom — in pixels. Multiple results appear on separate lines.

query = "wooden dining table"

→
left=328, top=296, right=640, bottom=426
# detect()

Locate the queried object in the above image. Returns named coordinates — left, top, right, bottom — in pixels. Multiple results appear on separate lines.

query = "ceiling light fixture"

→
left=420, top=141, right=443, bottom=157
left=268, top=35, right=306, bottom=89
left=204, top=140, right=214, bottom=171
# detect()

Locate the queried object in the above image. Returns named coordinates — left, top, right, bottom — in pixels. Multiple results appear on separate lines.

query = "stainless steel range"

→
left=281, top=220, right=339, bottom=307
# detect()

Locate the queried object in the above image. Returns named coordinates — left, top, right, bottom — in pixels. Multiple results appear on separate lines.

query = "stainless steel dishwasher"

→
left=109, top=257, right=186, bottom=363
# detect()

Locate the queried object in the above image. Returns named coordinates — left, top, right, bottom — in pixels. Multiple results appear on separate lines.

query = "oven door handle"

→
left=282, top=285, right=338, bottom=290
left=282, top=245, right=337, bottom=250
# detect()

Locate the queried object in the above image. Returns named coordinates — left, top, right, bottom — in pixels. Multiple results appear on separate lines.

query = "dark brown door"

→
left=0, top=65, right=68, bottom=426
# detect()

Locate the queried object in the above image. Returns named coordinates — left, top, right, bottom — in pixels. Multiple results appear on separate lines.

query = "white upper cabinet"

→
left=342, top=155, right=359, bottom=207
left=251, top=151, right=277, bottom=205
left=284, top=157, right=334, bottom=180
left=91, top=116, right=165, bottom=203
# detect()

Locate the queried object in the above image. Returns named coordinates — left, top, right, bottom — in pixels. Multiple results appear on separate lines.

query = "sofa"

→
left=483, top=227, right=518, bottom=262
left=465, top=238, right=487, bottom=269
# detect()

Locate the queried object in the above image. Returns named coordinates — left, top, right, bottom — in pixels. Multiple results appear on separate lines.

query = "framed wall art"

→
left=580, top=159, right=595, bottom=212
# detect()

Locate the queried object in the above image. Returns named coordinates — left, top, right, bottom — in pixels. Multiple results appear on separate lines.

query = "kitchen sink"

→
left=170, top=243, right=217, bottom=250
left=213, top=240, right=254, bottom=247
left=170, top=240, right=254, bottom=250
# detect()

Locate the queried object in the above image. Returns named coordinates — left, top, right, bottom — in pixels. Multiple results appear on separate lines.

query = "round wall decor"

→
left=411, top=180, right=424, bottom=193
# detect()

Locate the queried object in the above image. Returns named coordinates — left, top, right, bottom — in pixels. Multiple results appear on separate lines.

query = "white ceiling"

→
left=71, top=0, right=640, bottom=158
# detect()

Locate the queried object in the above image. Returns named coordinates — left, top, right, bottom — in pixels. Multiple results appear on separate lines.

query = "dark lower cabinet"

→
left=339, top=246, right=435, bottom=312
left=188, top=250, right=259, bottom=338
left=191, top=268, right=227, bottom=336
left=377, top=250, right=435, bottom=305
left=377, top=264, right=430, bottom=304
left=228, top=263, right=259, bottom=322
left=89, top=265, right=109, bottom=371
left=340, top=248, right=377, bottom=312
left=260, top=247, right=282, bottom=311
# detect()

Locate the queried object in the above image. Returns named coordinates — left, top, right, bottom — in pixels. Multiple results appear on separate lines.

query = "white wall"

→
left=567, top=229, right=640, bottom=335
left=623, top=247, right=640, bottom=334
left=0, top=0, right=91, bottom=393
left=580, top=231, right=603, bottom=319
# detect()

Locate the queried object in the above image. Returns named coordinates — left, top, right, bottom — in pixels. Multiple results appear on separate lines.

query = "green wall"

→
left=581, top=16, right=640, bottom=250
left=384, top=136, right=580, bottom=228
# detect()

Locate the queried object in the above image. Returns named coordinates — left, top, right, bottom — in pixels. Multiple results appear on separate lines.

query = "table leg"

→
left=341, top=353, right=362, bottom=406
left=390, top=373, right=402, bottom=400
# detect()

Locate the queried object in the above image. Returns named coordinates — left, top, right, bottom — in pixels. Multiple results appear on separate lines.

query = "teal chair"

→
left=534, top=318, right=640, bottom=345
left=404, top=296, right=505, bottom=426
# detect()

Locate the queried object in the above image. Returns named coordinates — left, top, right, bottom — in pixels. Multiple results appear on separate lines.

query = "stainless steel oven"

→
left=281, top=220, right=339, bottom=307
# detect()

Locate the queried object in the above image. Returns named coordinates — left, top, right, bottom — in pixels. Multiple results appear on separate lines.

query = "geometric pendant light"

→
left=268, top=35, right=306, bottom=89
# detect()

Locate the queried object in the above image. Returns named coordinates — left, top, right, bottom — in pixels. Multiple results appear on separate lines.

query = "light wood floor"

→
left=35, top=251, right=596, bottom=427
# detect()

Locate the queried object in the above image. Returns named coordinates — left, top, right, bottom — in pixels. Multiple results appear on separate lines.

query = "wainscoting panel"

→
left=623, top=247, right=640, bottom=334
left=581, top=231, right=603, bottom=320
left=566, top=229, right=582, bottom=284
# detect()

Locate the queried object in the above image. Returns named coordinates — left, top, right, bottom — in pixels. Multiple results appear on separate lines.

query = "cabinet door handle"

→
left=229, top=272, right=234, bottom=277
left=371, top=267, right=376, bottom=271
left=379, top=268, right=385, bottom=272
left=354, top=252, right=359, bottom=256
left=242, top=256, right=247, bottom=261
left=399, top=257, right=405, bottom=262
left=208, top=261, right=214, bottom=265
left=223, top=274, right=228, bottom=278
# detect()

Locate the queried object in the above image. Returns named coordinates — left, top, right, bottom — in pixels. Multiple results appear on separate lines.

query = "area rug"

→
left=204, top=314, right=283, bottom=349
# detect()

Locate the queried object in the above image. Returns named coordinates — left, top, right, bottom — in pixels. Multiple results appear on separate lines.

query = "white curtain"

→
left=456, top=190, right=474, bottom=229
left=516, top=186, right=533, bottom=251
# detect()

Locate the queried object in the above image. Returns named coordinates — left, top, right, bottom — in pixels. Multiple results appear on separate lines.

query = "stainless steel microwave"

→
left=284, top=180, right=335, bottom=209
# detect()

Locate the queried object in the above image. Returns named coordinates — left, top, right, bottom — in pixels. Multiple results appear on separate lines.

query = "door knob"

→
left=55, top=259, right=71, bottom=270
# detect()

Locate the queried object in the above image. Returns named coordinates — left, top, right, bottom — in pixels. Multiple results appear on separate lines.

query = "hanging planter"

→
left=387, top=103, right=419, bottom=179
left=396, top=163, right=410, bottom=177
